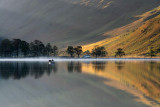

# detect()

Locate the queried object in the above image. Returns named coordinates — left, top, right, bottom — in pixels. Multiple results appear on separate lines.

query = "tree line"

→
left=66, top=45, right=126, bottom=58
left=0, top=38, right=127, bottom=58
left=0, top=39, right=58, bottom=57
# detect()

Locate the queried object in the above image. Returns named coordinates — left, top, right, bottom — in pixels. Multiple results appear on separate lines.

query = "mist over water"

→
left=0, top=58, right=160, bottom=62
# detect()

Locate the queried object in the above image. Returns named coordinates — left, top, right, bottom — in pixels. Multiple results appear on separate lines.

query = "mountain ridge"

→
left=0, top=0, right=159, bottom=47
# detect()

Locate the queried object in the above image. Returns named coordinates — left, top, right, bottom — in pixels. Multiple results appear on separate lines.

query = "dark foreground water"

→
left=0, top=60, right=160, bottom=107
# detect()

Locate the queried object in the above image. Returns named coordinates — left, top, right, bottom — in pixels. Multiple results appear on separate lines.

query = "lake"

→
left=0, top=59, right=160, bottom=107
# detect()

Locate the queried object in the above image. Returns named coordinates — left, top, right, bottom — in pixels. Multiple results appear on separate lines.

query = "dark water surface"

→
left=0, top=61, right=160, bottom=107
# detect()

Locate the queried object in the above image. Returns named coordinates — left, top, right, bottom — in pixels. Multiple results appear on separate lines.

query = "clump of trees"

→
left=67, top=46, right=83, bottom=57
left=115, top=48, right=125, bottom=58
left=92, top=46, right=107, bottom=58
left=66, top=45, right=108, bottom=58
left=0, top=39, right=58, bottom=57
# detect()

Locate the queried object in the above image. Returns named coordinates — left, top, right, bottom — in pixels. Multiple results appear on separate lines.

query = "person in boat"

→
left=49, top=59, right=55, bottom=64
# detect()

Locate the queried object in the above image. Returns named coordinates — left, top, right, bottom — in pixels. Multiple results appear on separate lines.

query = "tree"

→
left=0, top=39, right=12, bottom=57
left=52, top=45, right=58, bottom=56
left=12, top=39, right=22, bottom=57
left=46, top=43, right=52, bottom=56
left=84, top=50, right=90, bottom=55
left=30, top=40, right=45, bottom=56
left=20, top=41, right=30, bottom=57
left=148, top=47, right=155, bottom=58
left=67, top=46, right=74, bottom=57
left=92, top=46, right=107, bottom=58
left=115, top=48, right=125, bottom=57
left=74, top=46, right=82, bottom=58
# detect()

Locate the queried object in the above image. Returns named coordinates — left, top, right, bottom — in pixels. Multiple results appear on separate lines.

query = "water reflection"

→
left=82, top=61, right=160, bottom=103
left=67, top=62, right=82, bottom=73
left=92, top=61, right=107, bottom=72
left=0, top=62, right=57, bottom=79
left=0, top=61, right=160, bottom=104
left=115, top=61, right=125, bottom=70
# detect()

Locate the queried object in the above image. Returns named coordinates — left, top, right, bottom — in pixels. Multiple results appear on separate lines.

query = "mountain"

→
left=0, top=0, right=159, bottom=47
left=83, top=6, right=160, bottom=56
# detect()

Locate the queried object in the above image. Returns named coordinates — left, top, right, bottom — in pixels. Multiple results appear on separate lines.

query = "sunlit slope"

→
left=83, top=9, right=160, bottom=56
left=0, top=0, right=159, bottom=47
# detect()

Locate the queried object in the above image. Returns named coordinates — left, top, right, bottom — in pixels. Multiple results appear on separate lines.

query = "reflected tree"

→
left=67, top=62, right=82, bottom=73
left=115, top=61, right=125, bottom=70
left=67, top=62, right=74, bottom=73
left=92, top=61, right=107, bottom=72
left=74, top=62, right=82, bottom=73
left=0, top=62, right=57, bottom=80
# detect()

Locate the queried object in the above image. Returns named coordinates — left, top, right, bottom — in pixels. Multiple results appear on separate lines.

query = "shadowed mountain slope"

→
left=0, top=0, right=159, bottom=47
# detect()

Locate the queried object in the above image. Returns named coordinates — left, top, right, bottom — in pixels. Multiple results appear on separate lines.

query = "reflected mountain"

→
left=0, top=62, right=57, bottom=79
left=82, top=61, right=160, bottom=103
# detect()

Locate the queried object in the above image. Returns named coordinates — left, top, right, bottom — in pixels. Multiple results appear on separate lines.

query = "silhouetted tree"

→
left=74, top=46, right=82, bottom=58
left=92, top=46, right=107, bottom=58
left=0, top=39, right=12, bottom=57
left=46, top=43, right=52, bottom=56
left=52, top=45, right=58, bottom=56
left=20, top=41, right=30, bottom=57
left=30, top=40, right=45, bottom=56
left=67, top=46, right=74, bottom=57
left=12, top=39, right=21, bottom=57
left=115, top=48, right=125, bottom=57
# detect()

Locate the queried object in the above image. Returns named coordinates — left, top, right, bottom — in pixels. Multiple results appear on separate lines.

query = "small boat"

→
left=49, top=59, right=55, bottom=64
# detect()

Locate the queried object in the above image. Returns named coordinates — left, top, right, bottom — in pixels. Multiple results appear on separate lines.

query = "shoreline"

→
left=0, top=57, right=160, bottom=62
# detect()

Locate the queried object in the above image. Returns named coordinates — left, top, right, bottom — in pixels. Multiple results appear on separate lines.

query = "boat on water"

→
left=49, top=59, right=55, bottom=64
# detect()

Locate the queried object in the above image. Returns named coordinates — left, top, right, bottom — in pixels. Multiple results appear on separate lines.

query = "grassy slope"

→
left=83, top=7, right=160, bottom=56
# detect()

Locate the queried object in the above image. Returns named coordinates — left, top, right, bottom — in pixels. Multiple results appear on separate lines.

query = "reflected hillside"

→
left=82, top=61, right=160, bottom=102
left=0, top=62, right=57, bottom=79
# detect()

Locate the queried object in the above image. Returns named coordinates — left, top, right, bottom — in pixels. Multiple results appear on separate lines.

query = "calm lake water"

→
left=0, top=60, right=160, bottom=107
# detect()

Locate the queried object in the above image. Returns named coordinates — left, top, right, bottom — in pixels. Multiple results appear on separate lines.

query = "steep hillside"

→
left=0, top=0, right=159, bottom=47
left=83, top=9, right=160, bottom=56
